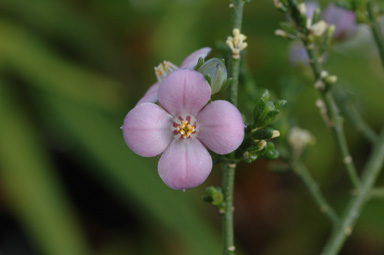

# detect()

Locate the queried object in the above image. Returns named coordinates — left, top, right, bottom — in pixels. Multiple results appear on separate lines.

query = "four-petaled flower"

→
left=122, top=69, right=244, bottom=190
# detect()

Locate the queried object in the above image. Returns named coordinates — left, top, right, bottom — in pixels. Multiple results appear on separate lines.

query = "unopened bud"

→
left=273, top=0, right=283, bottom=9
left=197, top=58, right=228, bottom=95
left=275, top=29, right=287, bottom=37
left=311, top=20, right=328, bottom=36
left=325, top=75, right=338, bottom=84
left=298, top=3, right=307, bottom=16
left=288, top=126, right=315, bottom=158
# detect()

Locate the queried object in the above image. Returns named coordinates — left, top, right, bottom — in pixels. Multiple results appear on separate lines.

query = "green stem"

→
left=321, top=130, right=384, bottom=255
left=228, top=0, right=244, bottom=106
left=366, top=1, right=384, bottom=70
left=291, top=160, right=339, bottom=225
left=222, top=1, right=245, bottom=254
left=306, top=47, right=361, bottom=190
left=222, top=162, right=236, bottom=255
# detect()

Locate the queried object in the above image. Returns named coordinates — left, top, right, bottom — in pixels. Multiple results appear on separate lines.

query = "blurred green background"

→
left=0, top=0, right=384, bottom=254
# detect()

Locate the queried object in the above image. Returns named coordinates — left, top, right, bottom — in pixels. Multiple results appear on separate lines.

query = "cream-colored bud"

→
left=298, top=3, right=306, bottom=16
left=288, top=126, right=315, bottom=157
left=274, top=29, right=287, bottom=37
left=311, top=20, right=328, bottom=36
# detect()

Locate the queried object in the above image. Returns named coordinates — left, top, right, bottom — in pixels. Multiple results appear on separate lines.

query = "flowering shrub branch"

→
left=274, top=1, right=384, bottom=254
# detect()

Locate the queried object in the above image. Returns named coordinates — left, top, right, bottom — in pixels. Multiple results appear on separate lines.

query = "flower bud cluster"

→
left=236, top=90, right=286, bottom=163
left=226, top=28, right=248, bottom=59
left=273, top=1, right=357, bottom=69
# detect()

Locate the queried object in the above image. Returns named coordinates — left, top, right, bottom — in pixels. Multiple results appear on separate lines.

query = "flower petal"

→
left=180, top=47, right=212, bottom=69
left=158, top=138, right=213, bottom=190
left=197, top=100, right=244, bottom=155
left=158, top=69, right=211, bottom=116
left=136, top=83, right=159, bottom=105
left=122, top=103, right=173, bottom=157
left=322, top=3, right=356, bottom=39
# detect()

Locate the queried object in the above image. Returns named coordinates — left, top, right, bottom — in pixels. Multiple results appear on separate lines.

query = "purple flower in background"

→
left=136, top=47, right=211, bottom=105
left=289, top=41, right=310, bottom=68
left=305, top=1, right=319, bottom=18
left=122, top=69, right=244, bottom=190
left=289, top=2, right=357, bottom=68
left=322, top=3, right=357, bottom=40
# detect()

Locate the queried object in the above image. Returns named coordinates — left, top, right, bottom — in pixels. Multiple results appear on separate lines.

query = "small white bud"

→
left=274, top=29, right=287, bottom=37
left=273, top=0, right=283, bottom=9
left=298, top=3, right=307, bottom=16
left=311, top=20, right=328, bottom=36
left=288, top=126, right=315, bottom=157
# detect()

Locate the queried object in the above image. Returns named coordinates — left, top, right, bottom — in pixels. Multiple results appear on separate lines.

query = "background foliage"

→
left=0, top=0, right=383, bottom=254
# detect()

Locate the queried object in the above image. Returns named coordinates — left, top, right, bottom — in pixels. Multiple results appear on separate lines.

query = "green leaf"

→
left=259, top=110, right=280, bottom=127
left=253, top=98, right=266, bottom=126
left=274, top=99, right=288, bottom=110
left=252, top=127, right=274, bottom=140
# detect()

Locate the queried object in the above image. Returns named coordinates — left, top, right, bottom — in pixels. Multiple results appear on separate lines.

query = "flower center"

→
left=172, top=115, right=198, bottom=139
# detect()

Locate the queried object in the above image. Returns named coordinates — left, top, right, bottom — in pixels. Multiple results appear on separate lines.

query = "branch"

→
left=291, top=160, right=339, bottom=225
left=321, top=129, right=384, bottom=255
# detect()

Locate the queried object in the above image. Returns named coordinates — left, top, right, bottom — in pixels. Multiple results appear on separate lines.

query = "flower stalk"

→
left=222, top=162, right=236, bottom=255
left=222, top=1, right=246, bottom=254
left=306, top=46, right=361, bottom=190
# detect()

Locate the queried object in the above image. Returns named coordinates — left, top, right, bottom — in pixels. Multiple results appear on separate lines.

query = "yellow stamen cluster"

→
left=176, top=120, right=195, bottom=139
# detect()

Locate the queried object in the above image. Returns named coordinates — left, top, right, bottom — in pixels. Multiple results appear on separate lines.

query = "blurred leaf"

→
left=0, top=18, right=124, bottom=112
left=0, top=0, right=128, bottom=76
left=0, top=79, right=90, bottom=255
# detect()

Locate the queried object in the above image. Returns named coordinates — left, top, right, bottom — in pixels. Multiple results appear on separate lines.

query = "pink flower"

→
left=136, top=47, right=212, bottom=105
left=122, top=69, right=244, bottom=190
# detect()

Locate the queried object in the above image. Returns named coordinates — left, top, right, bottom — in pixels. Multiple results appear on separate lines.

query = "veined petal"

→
left=197, top=100, right=244, bottom=155
left=158, top=138, right=212, bottom=190
left=158, top=69, right=211, bottom=116
left=122, top=103, right=173, bottom=157
left=180, top=47, right=212, bottom=69
left=136, top=83, right=159, bottom=105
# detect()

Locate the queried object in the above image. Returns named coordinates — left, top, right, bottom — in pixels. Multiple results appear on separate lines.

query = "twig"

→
left=321, top=129, right=384, bottom=255
left=291, top=160, right=339, bottom=225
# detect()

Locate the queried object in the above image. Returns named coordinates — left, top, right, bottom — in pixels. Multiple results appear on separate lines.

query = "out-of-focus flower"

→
left=288, top=2, right=357, bottom=68
left=322, top=3, right=357, bottom=40
left=289, top=41, right=310, bottom=68
left=288, top=126, right=315, bottom=158
left=304, top=1, right=319, bottom=18
left=136, top=47, right=211, bottom=105
left=122, top=69, right=244, bottom=190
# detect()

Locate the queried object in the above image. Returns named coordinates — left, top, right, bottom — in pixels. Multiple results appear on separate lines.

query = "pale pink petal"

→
left=136, top=83, right=159, bottom=105
left=197, top=100, right=245, bottom=155
left=158, top=138, right=213, bottom=190
left=122, top=103, right=173, bottom=157
left=180, top=47, right=212, bottom=69
left=158, top=69, right=211, bottom=116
